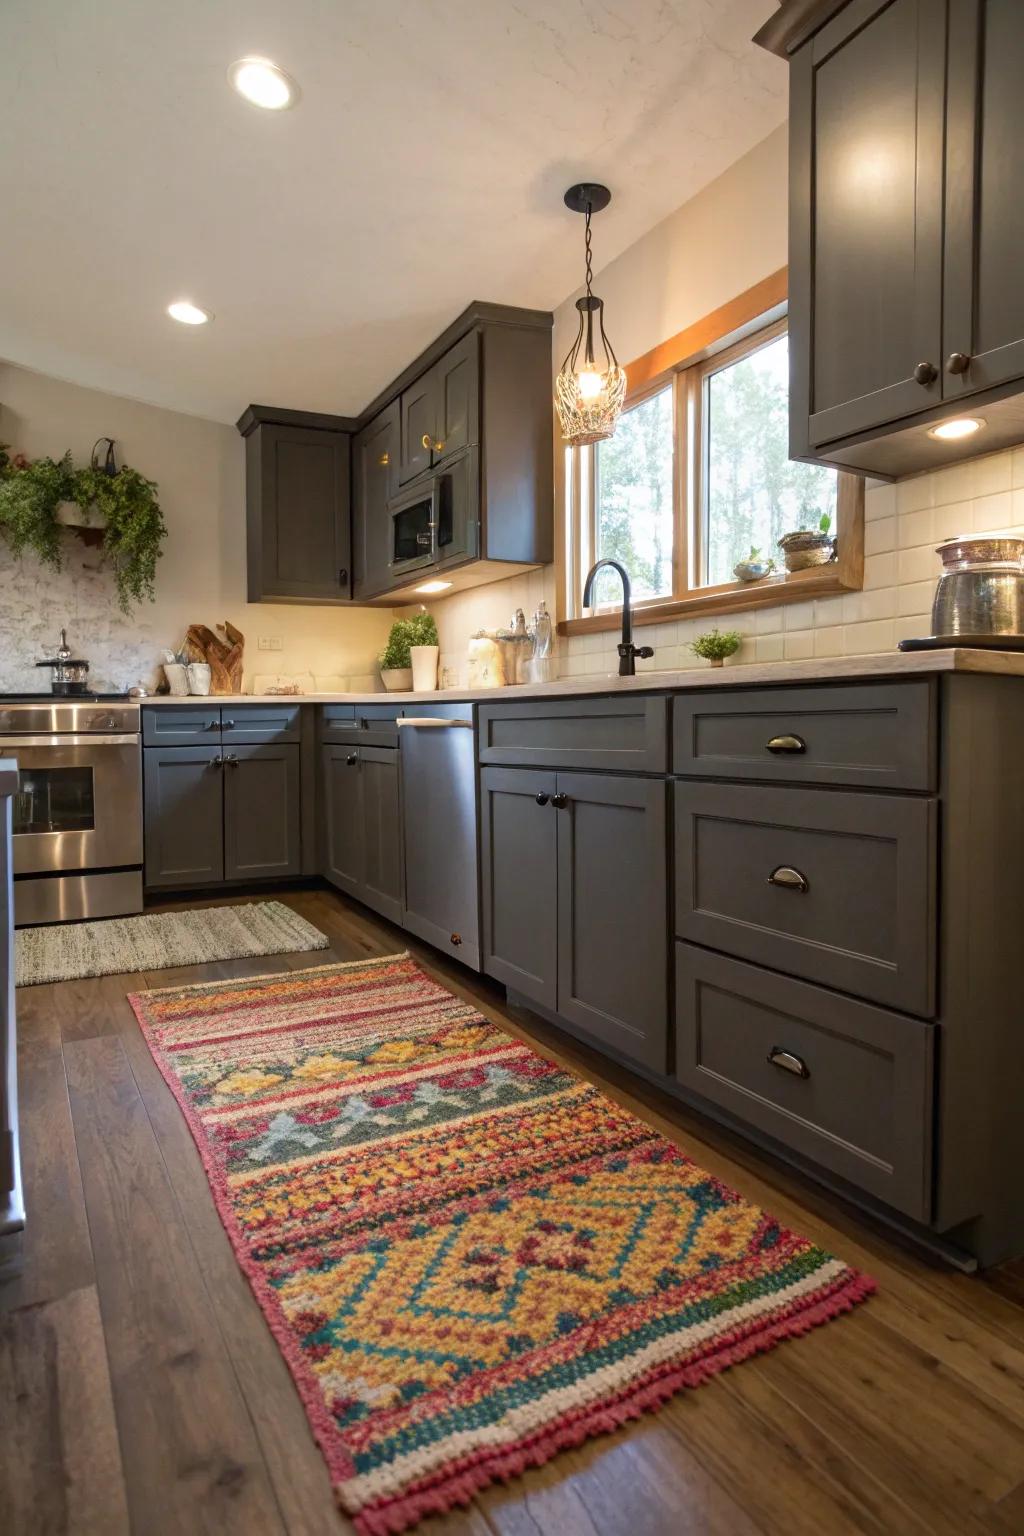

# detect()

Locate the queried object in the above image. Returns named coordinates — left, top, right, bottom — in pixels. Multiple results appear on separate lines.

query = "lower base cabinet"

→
left=322, top=744, right=402, bottom=923
left=481, top=765, right=667, bottom=1072
left=144, top=745, right=301, bottom=889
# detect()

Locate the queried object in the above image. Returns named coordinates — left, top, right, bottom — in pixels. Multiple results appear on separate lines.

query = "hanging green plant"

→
left=0, top=447, right=72, bottom=569
left=70, top=462, right=167, bottom=613
left=0, top=442, right=167, bottom=614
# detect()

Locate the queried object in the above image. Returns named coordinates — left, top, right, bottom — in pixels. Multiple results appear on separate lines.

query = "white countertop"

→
left=138, top=648, right=1024, bottom=706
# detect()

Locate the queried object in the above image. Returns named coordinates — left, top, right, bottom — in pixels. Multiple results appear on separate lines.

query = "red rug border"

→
left=128, top=954, right=876, bottom=1534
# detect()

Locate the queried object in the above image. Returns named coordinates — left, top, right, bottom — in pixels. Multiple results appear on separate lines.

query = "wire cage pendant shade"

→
left=555, top=183, right=627, bottom=446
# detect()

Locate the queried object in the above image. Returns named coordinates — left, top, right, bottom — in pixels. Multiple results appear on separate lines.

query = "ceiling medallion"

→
left=554, top=182, right=627, bottom=446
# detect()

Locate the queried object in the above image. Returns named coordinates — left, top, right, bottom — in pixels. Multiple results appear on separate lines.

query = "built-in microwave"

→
left=387, top=448, right=477, bottom=579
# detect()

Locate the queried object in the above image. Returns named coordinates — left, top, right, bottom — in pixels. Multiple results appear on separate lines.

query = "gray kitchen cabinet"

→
left=480, top=766, right=558, bottom=1011
left=143, top=746, right=225, bottom=888
left=765, top=0, right=1024, bottom=476
left=555, top=772, right=668, bottom=1073
left=398, top=333, right=479, bottom=485
left=321, top=743, right=402, bottom=923
left=142, top=706, right=221, bottom=747
left=480, top=764, right=667, bottom=1071
left=237, top=405, right=355, bottom=604
left=223, top=745, right=301, bottom=882
left=352, top=401, right=399, bottom=599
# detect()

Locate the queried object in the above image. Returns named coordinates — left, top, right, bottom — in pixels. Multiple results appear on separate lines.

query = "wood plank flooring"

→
left=2, top=885, right=1023, bottom=1535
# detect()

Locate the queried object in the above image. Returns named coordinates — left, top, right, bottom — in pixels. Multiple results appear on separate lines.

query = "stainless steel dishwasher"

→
left=397, top=705, right=480, bottom=970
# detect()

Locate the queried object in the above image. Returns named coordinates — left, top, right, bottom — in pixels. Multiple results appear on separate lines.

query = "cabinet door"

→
left=790, top=0, right=946, bottom=451
left=944, top=0, right=1024, bottom=398
left=398, top=373, right=437, bottom=486
left=435, top=447, right=480, bottom=568
left=359, top=747, right=403, bottom=924
left=223, top=746, right=301, bottom=883
left=555, top=773, right=668, bottom=1073
left=322, top=745, right=363, bottom=900
left=249, top=423, right=351, bottom=601
left=353, top=401, right=399, bottom=599
left=143, top=747, right=224, bottom=889
left=434, top=333, right=479, bottom=464
left=480, top=766, right=558, bottom=1010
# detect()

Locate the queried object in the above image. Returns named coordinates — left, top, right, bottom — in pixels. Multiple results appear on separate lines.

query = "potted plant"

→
left=690, top=628, right=743, bottom=668
left=379, top=619, right=415, bottom=691
left=778, top=511, right=835, bottom=572
left=733, top=545, right=776, bottom=582
left=407, top=610, right=440, bottom=691
left=0, top=442, right=166, bottom=613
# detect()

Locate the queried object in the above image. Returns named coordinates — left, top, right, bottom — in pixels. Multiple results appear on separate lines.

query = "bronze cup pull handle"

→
left=767, top=1046, right=810, bottom=1079
left=766, top=733, right=806, bottom=754
left=421, top=433, right=432, bottom=450
left=768, top=865, right=809, bottom=893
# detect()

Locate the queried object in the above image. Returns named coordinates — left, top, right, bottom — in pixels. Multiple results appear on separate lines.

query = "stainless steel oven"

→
left=0, top=700, right=143, bottom=925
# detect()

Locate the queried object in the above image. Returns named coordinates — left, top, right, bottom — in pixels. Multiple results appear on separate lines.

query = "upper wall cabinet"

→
left=238, top=405, right=355, bottom=604
left=760, top=0, right=1024, bottom=478
left=240, top=302, right=553, bottom=606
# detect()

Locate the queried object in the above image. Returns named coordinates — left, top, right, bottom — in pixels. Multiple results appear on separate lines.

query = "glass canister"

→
left=931, top=534, right=1024, bottom=637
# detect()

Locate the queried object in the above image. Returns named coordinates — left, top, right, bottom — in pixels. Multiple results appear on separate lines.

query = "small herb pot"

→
left=733, top=558, right=774, bottom=582
left=779, top=530, right=834, bottom=572
left=380, top=667, right=413, bottom=692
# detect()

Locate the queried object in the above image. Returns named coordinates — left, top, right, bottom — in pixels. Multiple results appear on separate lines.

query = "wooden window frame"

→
left=557, top=270, right=864, bottom=637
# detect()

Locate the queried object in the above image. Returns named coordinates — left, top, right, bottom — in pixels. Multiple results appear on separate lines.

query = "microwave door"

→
left=390, top=484, right=439, bottom=575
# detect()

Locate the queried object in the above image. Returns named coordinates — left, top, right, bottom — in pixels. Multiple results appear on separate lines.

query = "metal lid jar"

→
left=931, top=533, right=1024, bottom=638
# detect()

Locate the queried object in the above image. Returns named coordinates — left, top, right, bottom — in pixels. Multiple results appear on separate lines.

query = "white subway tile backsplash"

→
left=897, top=580, right=935, bottom=617
left=896, top=474, right=934, bottom=515
left=972, top=491, right=1014, bottom=533
left=755, top=633, right=785, bottom=662
left=865, top=517, right=897, bottom=555
left=783, top=630, right=815, bottom=660
left=896, top=508, right=933, bottom=550
left=842, top=618, right=895, bottom=655
left=897, top=545, right=940, bottom=585
left=842, top=587, right=897, bottom=623
left=970, top=451, right=1012, bottom=499
left=783, top=600, right=817, bottom=631
left=754, top=605, right=785, bottom=634
left=864, top=482, right=897, bottom=521
left=864, top=552, right=897, bottom=589
left=894, top=615, right=929, bottom=644
left=813, top=626, right=843, bottom=657
left=933, top=500, right=974, bottom=540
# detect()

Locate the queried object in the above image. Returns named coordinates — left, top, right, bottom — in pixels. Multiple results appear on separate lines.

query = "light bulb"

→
left=577, top=368, right=604, bottom=400
left=228, top=58, right=299, bottom=110
left=928, top=417, right=985, bottom=441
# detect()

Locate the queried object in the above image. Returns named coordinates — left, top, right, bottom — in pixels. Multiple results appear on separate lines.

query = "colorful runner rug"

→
left=130, top=953, right=874, bottom=1534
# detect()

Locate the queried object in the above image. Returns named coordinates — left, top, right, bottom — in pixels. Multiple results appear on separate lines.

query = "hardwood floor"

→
left=3, top=885, right=1023, bottom=1535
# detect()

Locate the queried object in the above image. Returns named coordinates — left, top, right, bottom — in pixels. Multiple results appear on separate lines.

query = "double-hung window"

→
left=563, top=312, right=863, bottom=628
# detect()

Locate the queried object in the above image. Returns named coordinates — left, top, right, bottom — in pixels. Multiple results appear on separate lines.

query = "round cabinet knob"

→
left=551, top=793, right=568, bottom=809
left=535, top=792, right=549, bottom=806
left=947, top=352, right=972, bottom=376
left=914, top=361, right=938, bottom=386
left=346, top=753, right=358, bottom=766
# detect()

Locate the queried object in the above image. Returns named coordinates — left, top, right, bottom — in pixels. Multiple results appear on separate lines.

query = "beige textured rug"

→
left=16, top=900, right=329, bottom=987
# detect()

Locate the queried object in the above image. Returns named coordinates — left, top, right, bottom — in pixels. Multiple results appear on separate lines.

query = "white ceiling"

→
left=0, top=0, right=786, bottom=424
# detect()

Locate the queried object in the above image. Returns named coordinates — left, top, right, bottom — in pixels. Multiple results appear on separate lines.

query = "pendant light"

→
left=555, top=183, right=627, bottom=446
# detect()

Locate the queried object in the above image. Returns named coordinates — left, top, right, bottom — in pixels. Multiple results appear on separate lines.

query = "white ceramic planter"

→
left=410, top=645, right=439, bottom=691
left=380, top=667, right=413, bottom=692
left=56, top=500, right=107, bottom=530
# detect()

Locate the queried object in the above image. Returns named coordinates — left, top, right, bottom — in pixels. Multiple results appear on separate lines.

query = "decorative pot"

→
left=187, top=662, right=212, bottom=696
left=56, top=500, right=107, bottom=531
left=380, top=667, right=413, bottom=692
left=163, top=662, right=190, bottom=696
left=778, top=530, right=834, bottom=572
left=733, top=558, right=774, bottom=582
left=930, top=534, right=1024, bottom=637
left=410, top=644, right=439, bottom=692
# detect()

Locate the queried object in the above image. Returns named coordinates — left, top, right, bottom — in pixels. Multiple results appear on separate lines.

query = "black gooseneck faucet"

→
left=581, top=559, right=655, bottom=677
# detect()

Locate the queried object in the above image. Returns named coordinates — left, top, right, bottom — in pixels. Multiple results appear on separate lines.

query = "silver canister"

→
left=930, top=534, right=1024, bottom=638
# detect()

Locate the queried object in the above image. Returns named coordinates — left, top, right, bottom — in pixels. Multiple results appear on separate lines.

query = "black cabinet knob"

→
left=535, top=792, right=550, bottom=805
left=914, top=361, right=938, bottom=386
left=346, top=753, right=358, bottom=766
left=947, top=352, right=972, bottom=375
left=551, top=793, right=568, bottom=809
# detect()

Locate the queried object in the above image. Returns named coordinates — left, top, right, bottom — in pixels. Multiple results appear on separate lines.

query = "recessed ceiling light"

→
left=228, top=57, right=299, bottom=110
left=167, top=300, right=212, bottom=325
left=929, top=416, right=985, bottom=441
left=414, top=580, right=453, bottom=594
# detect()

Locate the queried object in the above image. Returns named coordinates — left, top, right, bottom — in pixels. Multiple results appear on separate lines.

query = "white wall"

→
left=0, top=362, right=394, bottom=693
left=427, top=124, right=1024, bottom=683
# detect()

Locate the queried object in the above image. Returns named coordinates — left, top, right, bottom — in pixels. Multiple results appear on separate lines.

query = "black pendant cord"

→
left=584, top=204, right=593, bottom=298
left=583, top=203, right=596, bottom=366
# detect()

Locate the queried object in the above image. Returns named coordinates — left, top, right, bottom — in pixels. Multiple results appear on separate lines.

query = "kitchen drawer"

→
left=319, top=703, right=404, bottom=746
left=675, top=945, right=934, bottom=1222
left=675, top=781, right=936, bottom=1015
left=478, top=696, right=668, bottom=773
left=221, top=704, right=301, bottom=744
left=672, top=681, right=936, bottom=790
left=142, top=706, right=221, bottom=746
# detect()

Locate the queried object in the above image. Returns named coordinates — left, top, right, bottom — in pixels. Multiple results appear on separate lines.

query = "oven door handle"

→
left=0, top=734, right=140, bottom=748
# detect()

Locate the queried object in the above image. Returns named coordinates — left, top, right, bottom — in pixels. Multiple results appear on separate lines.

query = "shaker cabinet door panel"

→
left=480, top=766, right=558, bottom=1010
left=435, top=333, right=479, bottom=463
left=223, top=746, right=301, bottom=883
left=143, top=747, right=224, bottom=889
left=250, top=424, right=351, bottom=602
left=944, top=0, right=1024, bottom=398
left=359, top=747, right=403, bottom=924
left=398, top=375, right=437, bottom=486
left=790, top=0, right=946, bottom=450
left=322, top=745, right=364, bottom=900
left=353, top=402, right=399, bottom=599
left=555, top=773, right=668, bottom=1073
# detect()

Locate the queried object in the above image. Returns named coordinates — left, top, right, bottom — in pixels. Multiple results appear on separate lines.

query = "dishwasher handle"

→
left=397, top=717, right=473, bottom=729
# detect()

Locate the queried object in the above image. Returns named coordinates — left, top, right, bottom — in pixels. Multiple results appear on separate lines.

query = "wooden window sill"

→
left=558, top=562, right=860, bottom=637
